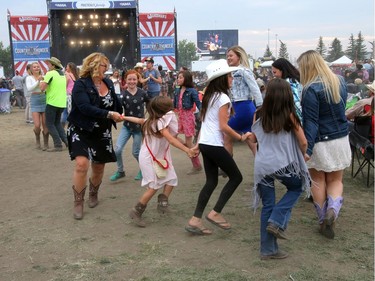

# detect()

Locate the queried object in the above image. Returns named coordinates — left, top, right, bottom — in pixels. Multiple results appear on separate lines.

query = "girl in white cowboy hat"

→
left=185, top=59, right=252, bottom=235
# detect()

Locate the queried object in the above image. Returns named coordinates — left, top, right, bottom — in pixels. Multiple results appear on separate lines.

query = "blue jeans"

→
left=114, top=125, right=142, bottom=172
left=259, top=174, right=303, bottom=255
left=45, top=104, right=67, bottom=148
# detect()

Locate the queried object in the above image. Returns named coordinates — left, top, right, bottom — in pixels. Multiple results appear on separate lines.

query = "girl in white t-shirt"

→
left=185, top=60, right=251, bottom=235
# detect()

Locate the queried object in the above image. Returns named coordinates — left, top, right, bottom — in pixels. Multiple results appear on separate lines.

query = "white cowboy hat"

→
left=365, top=81, right=375, bottom=93
left=205, top=59, right=239, bottom=83
left=134, top=62, right=144, bottom=69
left=46, top=57, right=63, bottom=69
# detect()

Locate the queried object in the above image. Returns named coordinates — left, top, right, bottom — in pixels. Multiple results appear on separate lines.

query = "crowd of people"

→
left=1, top=47, right=374, bottom=261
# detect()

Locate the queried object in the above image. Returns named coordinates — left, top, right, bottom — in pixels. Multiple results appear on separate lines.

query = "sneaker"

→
left=110, top=171, right=125, bottom=181
left=260, top=250, right=289, bottom=260
left=134, top=170, right=142, bottom=180
left=266, top=223, right=288, bottom=240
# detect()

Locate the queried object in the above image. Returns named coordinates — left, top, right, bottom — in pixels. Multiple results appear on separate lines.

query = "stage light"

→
left=79, top=41, right=83, bottom=45
left=70, top=41, right=75, bottom=45
left=74, top=22, right=78, bottom=27
left=105, top=14, right=109, bottom=19
left=64, top=23, right=69, bottom=27
left=67, top=14, right=71, bottom=20
left=79, top=14, right=83, bottom=19
left=112, top=22, right=116, bottom=26
left=123, top=21, right=127, bottom=26
left=110, top=40, right=114, bottom=44
left=87, top=40, right=91, bottom=44
left=119, top=40, right=123, bottom=43
left=117, top=14, right=121, bottom=18
left=102, top=40, right=107, bottom=45
left=95, top=14, right=98, bottom=19
left=105, top=22, right=109, bottom=26
left=90, top=14, right=94, bottom=19
left=93, top=22, right=99, bottom=26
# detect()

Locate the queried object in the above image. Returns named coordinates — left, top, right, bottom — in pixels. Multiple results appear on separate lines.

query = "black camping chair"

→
left=349, top=118, right=374, bottom=187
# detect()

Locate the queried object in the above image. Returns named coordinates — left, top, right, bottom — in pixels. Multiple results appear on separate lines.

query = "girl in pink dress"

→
left=173, top=70, right=202, bottom=174
left=122, top=96, right=196, bottom=227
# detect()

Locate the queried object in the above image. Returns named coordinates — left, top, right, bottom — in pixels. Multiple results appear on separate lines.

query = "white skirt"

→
left=307, top=135, right=351, bottom=172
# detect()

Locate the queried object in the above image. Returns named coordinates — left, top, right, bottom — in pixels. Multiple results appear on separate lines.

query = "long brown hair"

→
left=201, top=74, right=233, bottom=121
left=258, top=78, right=301, bottom=133
left=142, top=96, right=174, bottom=138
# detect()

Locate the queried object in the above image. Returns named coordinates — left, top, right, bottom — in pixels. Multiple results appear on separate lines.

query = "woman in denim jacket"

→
left=173, top=70, right=202, bottom=174
left=298, top=50, right=351, bottom=239
left=226, top=45, right=263, bottom=157
left=67, top=53, right=123, bottom=220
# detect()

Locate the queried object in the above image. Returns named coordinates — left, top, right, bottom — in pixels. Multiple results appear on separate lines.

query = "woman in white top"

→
left=26, top=62, right=48, bottom=150
left=185, top=60, right=251, bottom=235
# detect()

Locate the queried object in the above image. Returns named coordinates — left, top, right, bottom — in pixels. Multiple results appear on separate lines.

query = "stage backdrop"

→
left=139, top=13, right=176, bottom=70
left=9, top=15, right=50, bottom=75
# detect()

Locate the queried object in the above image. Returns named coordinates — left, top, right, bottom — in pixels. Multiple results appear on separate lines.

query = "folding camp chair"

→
left=349, top=128, right=374, bottom=187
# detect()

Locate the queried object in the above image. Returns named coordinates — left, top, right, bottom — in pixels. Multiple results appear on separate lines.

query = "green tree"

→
left=177, top=39, right=198, bottom=70
left=278, top=40, right=289, bottom=60
left=356, top=31, right=367, bottom=61
left=0, top=42, right=12, bottom=77
left=315, top=36, right=327, bottom=58
left=326, top=38, right=344, bottom=62
left=263, top=45, right=273, bottom=58
left=345, top=34, right=357, bottom=60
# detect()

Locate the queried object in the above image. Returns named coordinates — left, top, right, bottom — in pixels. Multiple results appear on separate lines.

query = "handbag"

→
left=145, top=140, right=169, bottom=179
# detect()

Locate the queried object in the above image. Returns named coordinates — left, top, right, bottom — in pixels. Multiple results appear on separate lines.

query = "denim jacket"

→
left=302, top=76, right=348, bottom=156
left=231, top=67, right=263, bottom=107
left=173, top=87, right=201, bottom=111
left=68, top=77, right=122, bottom=132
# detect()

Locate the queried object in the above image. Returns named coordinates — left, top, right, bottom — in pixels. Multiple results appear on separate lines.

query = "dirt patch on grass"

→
left=0, top=108, right=373, bottom=281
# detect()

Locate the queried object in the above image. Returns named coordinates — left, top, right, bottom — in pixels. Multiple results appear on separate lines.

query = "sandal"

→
left=205, top=215, right=231, bottom=230
left=185, top=224, right=212, bottom=235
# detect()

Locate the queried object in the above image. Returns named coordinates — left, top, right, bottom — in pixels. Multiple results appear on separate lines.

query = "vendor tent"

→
left=259, top=60, right=274, bottom=67
left=330, top=55, right=352, bottom=66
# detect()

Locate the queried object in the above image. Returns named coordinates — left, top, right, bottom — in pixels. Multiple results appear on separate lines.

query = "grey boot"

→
left=33, top=128, right=41, bottom=149
left=42, top=131, right=49, bottom=151
left=157, top=194, right=169, bottom=214
left=73, top=186, right=86, bottom=220
left=313, top=201, right=327, bottom=225
left=129, top=202, right=147, bottom=227
left=88, top=179, right=101, bottom=208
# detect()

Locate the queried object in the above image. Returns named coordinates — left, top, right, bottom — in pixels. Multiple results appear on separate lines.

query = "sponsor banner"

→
left=10, top=16, right=50, bottom=75
left=48, top=0, right=136, bottom=10
left=139, top=12, right=176, bottom=70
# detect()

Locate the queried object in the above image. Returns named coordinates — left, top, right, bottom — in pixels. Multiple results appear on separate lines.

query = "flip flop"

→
left=205, top=216, right=231, bottom=230
left=185, top=224, right=212, bottom=235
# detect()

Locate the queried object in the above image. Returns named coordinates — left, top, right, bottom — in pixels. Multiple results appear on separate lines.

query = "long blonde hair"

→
left=297, top=50, right=341, bottom=104
left=227, top=45, right=250, bottom=68
left=79, top=52, right=109, bottom=79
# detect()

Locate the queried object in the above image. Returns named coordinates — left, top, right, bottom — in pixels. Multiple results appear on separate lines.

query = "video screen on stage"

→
left=197, top=29, right=238, bottom=55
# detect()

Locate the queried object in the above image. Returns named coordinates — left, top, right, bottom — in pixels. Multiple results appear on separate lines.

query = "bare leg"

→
left=73, top=156, right=90, bottom=192
left=325, top=170, right=344, bottom=199
left=309, top=168, right=327, bottom=207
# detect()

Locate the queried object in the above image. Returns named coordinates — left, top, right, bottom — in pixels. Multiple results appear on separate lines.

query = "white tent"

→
left=259, top=60, right=274, bottom=68
left=330, top=55, right=352, bottom=66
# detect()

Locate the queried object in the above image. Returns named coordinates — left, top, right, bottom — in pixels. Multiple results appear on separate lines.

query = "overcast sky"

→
left=2, top=0, right=374, bottom=61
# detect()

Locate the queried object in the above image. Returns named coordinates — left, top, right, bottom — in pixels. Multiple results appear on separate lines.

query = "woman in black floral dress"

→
left=67, top=52, right=123, bottom=220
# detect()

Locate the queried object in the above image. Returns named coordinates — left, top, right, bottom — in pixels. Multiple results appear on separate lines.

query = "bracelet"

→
left=107, top=111, right=113, bottom=119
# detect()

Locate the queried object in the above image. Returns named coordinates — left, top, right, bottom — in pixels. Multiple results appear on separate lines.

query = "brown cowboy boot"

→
left=88, top=179, right=101, bottom=208
left=72, top=186, right=86, bottom=220
left=157, top=194, right=169, bottom=214
left=129, top=202, right=147, bottom=227
left=42, top=131, right=49, bottom=151
left=33, top=128, right=41, bottom=149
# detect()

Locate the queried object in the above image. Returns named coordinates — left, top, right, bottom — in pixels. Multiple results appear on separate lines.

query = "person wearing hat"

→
left=346, top=81, right=375, bottom=121
left=133, top=62, right=148, bottom=88
left=40, top=57, right=68, bottom=152
left=185, top=59, right=252, bottom=235
left=143, top=57, right=162, bottom=98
